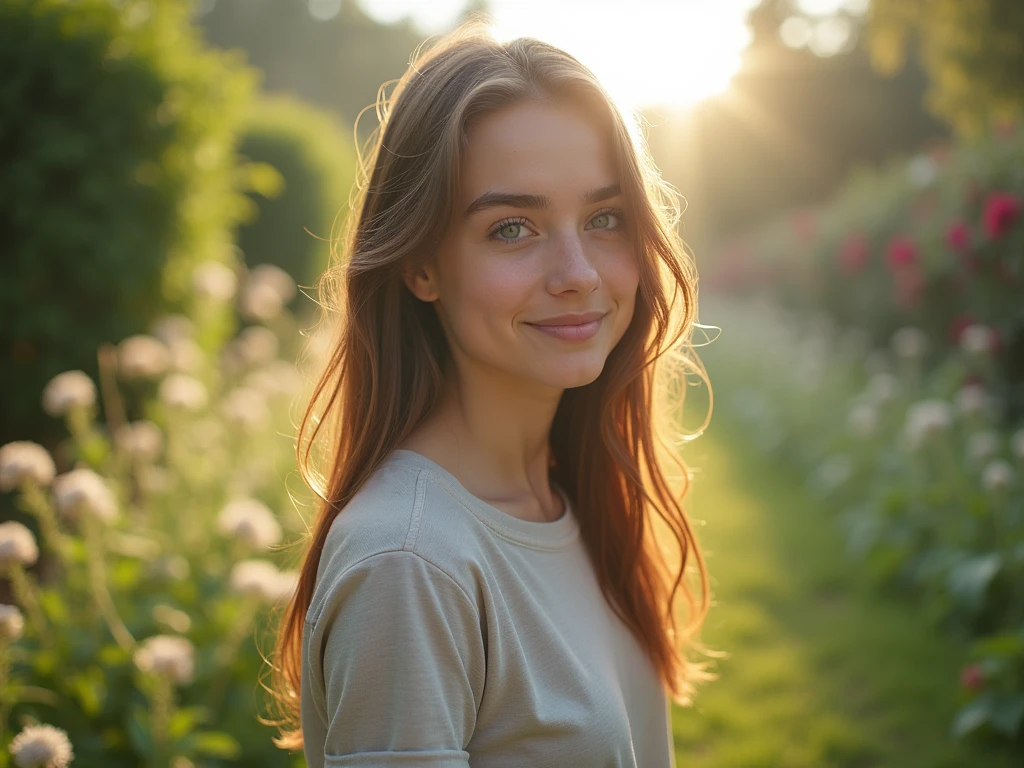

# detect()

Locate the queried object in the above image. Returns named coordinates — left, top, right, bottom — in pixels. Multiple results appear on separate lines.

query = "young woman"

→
left=265, top=18, right=718, bottom=767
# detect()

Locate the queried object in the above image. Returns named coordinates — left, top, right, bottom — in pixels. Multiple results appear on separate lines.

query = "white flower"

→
left=891, top=327, right=928, bottom=360
left=220, top=387, right=270, bottom=430
left=0, top=442, right=56, bottom=491
left=52, top=468, right=118, bottom=524
left=0, top=604, right=25, bottom=641
left=847, top=403, right=878, bottom=438
left=118, top=334, right=170, bottom=380
left=216, top=498, right=282, bottom=550
left=903, top=398, right=953, bottom=452
left=192, top=261, right=237, bottom=302
left=150, top=314, right=194, bottom=346
left=1013, top=429, right=1024, bottom=460
left=960, top=324, right=997, bottom=356
left=42, top=370, right=96, bottom=417
left=0, top=522, right=39, bottom=569
left=967, top=430, right=1000, bottom=465
left=133, top=634, right=195, bottom=685
left=907, top=154, right=936, bottom=188
left=956, top=384, right=990, bottom=420
left=230, top=559, right=289, bottom=602
left=235, top=325, right=279, bottom=365
left=866, top=372, right=899, bottom=405
left=115, top=421, right=163, bottom=463
left=168, top=338, right=204, bottom=373
left=159, top=374, right=208, bottom=412
left=7, top=723, right=74, bottom=768
left=239, top=281, right=284, bottom=322
left=981, top=460, right=1014, bottom=494
left=247, top=263, right=297, bottom=303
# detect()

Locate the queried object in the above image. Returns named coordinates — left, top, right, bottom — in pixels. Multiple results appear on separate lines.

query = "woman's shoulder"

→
left=307, top=454, right=486, bottom=623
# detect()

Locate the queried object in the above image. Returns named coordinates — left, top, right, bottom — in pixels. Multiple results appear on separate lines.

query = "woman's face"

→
left=406, top=98, right=640, bottom=391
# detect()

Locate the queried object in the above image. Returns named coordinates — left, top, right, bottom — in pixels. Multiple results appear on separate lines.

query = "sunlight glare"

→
left=359, top=0, right=761, bottom=112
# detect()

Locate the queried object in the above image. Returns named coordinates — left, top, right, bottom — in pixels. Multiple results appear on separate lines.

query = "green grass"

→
left=668, top=420, right=1020, bottom=768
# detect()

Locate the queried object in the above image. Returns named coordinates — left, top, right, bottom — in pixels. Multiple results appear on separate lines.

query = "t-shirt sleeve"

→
left=307, top=549, right=486, bottom=766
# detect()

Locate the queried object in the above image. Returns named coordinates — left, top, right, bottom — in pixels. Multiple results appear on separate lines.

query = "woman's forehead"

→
left=459, top=100, right=617, bottom=204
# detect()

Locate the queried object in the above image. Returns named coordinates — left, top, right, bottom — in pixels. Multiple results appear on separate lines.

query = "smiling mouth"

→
left=525, top=313, right=607, bottom=342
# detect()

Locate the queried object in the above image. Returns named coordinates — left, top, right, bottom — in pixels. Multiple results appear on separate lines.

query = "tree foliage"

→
left=868, top=0, right=1024, bottom=137
left=0, top=0, right=258, bottom=446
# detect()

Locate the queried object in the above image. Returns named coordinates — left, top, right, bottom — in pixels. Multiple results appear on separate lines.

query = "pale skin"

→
left=399, top=98, right=639, bottom=523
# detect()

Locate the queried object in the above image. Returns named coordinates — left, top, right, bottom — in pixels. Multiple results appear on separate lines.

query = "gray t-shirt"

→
left=301, top=448, right=676, bottom=767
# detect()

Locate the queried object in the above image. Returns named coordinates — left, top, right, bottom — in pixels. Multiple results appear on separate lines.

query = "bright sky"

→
left=356, top=0, right=766, bottom=112
left=355, top=0, right=865, bottom=112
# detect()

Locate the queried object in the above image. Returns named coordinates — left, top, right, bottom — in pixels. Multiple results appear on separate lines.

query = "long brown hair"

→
left=262, top=17, right=720, bottom=751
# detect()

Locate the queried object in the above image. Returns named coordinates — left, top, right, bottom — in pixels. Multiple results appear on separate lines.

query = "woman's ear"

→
left=402, top=261, right=440, bottom=303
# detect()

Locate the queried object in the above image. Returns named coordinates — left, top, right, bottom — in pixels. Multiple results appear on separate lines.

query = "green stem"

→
left=82, top=516, right=135, bottom=652
left=20, top=481, right=72, bottom=569
left=5, top=566, right=52, bottom=649
left=148, top=673, right=175, bottom=768
left=206, top=598, right=259, bottom=715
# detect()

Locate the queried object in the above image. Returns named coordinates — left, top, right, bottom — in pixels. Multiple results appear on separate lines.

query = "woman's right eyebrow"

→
left=463, top=182, right=621, bottom=218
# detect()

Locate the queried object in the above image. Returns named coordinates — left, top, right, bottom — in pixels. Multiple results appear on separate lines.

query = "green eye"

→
left=592, top=213, right=611, bottom=228
left=499, top=223, right=523, bottom=239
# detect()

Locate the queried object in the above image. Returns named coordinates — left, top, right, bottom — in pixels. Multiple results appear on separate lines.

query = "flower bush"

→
left=699, top=118, right=1024, bottom=753
left=0, top=260, right=321, bottom=767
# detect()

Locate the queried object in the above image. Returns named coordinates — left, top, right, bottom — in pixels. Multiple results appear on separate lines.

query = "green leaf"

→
left=37, top=587, right=69, bottom=624
left=69, top=666, right=106, bottom=717
left=126, top=704, right=153, bottom=758
left=946, top=553, right=1002, bottom=613
left=951, top=693, right=995, bottom=738
left=971, top=632, right=1024, bottom=660
left=168, top=705, right=211, bottom=741
left=189, top=731, right=242, bottom=759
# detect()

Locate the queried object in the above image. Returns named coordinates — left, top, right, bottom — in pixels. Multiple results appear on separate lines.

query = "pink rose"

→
left=982, top=191, right=1021, bottom=239
left=946, top=221, right=970, bottom=253
left=886, top=236, right=918, bottom=270
left=959, top=663, right=985, bottom=692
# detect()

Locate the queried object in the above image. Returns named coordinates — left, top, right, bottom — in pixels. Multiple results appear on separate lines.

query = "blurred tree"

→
left=196, top=0, right=424, bottom=139
left=868, top=0, right=1024, bottom=138
left=0, top=0, right=258, bottom=448
left=646, top=0, right=949, bottom=252
left=236, top=94, right=357, bottom=294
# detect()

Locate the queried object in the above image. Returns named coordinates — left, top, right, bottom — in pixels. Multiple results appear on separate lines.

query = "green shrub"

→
left=0, top=0, right=259, bottom=446
left=236, top=94, right=356, bottom=296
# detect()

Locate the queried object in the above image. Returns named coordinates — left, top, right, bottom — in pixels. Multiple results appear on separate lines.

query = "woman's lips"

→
left=526, top=313, right=606, bottom=341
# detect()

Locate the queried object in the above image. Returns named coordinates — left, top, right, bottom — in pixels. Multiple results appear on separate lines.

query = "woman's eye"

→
left=498, top=222, right=526, bottom=240
left=588, top=210, right=624, bottom=230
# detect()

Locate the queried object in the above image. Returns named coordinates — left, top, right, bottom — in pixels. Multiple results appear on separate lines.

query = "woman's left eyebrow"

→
left=463, top=182, right=621, bottom=218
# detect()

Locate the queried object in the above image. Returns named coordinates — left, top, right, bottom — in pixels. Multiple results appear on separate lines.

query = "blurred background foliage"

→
left=0, top=0, right=258, bottom=449
left=236, top=94, right=357, bottom=294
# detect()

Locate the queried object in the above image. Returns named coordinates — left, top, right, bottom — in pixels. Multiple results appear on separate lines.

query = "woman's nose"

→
left=548, top=229, right=601, bottom=293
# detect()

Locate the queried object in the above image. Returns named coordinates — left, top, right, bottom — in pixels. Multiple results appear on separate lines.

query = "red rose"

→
left=839, top=234, right=870, bottom=274
left=886, top=236, right=918, bottom=269
left=982, top=191, right=1022, bottom=239
left=959, top=663, right=985, bottom=692
left=946, top=221, right=970, bottom=253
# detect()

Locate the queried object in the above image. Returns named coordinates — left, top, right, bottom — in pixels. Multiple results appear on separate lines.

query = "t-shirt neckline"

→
left=386, top=448, right=580, bottom=549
